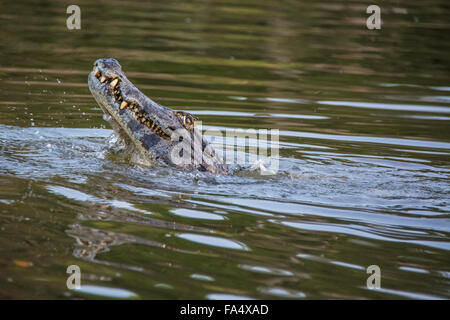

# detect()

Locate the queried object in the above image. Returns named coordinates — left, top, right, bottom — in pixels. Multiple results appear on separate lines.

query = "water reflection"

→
left=176, top=233, right=249, bottom=251
left=74, top=285, right=137, bottom=299
left=0, top=0, right=449, bottom=300
left=317, top=100, right=450, bottom=113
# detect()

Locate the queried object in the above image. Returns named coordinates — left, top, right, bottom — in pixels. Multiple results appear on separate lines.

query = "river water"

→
left=0, top=0, right=449, bottom=299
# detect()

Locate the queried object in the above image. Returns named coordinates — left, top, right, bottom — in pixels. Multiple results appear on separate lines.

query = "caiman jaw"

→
left=91, top=65, right=171, bottom=139
left=88, top=58, right=229, bottom=174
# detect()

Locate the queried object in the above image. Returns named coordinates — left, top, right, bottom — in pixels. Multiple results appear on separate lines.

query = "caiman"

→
left=88, top=58, right=229, bottom=174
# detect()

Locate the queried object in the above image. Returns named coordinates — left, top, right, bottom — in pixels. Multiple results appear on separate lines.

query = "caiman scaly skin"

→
left=88, top=58, right=229, bottom=174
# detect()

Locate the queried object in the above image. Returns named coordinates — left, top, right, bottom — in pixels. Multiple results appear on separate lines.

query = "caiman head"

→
left=88, top=58, right=228, bottom=174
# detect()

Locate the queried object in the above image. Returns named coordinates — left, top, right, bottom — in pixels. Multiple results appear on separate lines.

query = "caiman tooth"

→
left=100, top=75, right=107, bottom=83
left=120, top=101, right=128, bottom=110
left=94, top=68, right=100, bottom=77
left=110, top=78, right=119, bottom=88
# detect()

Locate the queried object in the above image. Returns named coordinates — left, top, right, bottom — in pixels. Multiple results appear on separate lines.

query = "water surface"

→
left=0, top=0, right=449, bottom=299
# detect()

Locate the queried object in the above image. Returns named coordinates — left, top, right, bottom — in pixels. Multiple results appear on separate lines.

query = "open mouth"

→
left=92, top=65, right=170, bottom=139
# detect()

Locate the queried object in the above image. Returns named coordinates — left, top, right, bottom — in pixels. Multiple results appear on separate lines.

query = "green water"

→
left=0, top=0, right=449, bottom=299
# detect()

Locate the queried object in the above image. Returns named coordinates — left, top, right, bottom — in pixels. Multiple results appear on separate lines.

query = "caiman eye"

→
left=175, top=111, right=197, bottom=130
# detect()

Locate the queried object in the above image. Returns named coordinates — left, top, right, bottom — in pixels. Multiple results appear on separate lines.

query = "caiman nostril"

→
left=110, top=78, right=119, bottom=88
